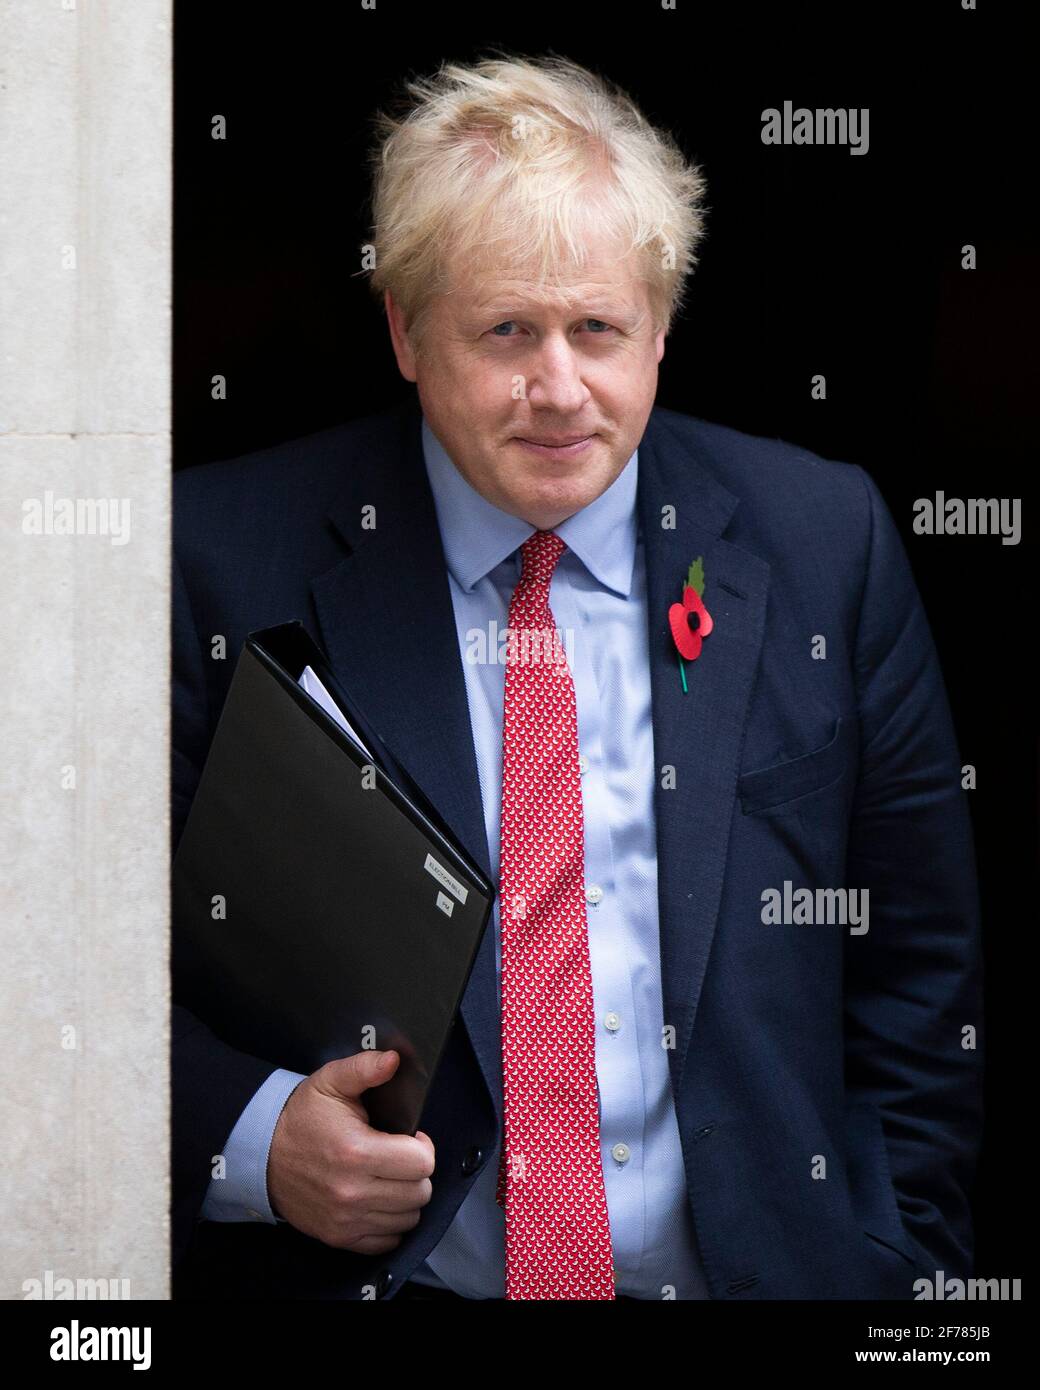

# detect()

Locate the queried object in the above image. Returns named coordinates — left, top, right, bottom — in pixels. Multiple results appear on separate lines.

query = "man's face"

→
left=385, top=238, right=665, bottom=530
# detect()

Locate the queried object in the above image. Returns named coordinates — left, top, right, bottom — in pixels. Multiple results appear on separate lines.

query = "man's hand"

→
left=266, top=1050, right=435, bottom=1254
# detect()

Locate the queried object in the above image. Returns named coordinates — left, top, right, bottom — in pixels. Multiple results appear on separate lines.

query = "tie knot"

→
left=518, top=530, right=566, bottom=596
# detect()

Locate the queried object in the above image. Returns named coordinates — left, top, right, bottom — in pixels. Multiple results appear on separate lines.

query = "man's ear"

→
left=385, top=289, right=418, bottom=382
left=655, top=325, right=666, bottom=364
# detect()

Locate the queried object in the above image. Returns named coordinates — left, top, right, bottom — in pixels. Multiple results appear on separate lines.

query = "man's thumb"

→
left=321, top=1049, right=399, bottom=1099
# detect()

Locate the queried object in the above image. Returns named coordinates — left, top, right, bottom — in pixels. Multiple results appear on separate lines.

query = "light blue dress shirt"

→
left=201, top=415, right=710, bottom=1300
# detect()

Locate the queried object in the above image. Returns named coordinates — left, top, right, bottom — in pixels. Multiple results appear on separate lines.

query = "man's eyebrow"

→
left=471, top=300, right=639, bottom=322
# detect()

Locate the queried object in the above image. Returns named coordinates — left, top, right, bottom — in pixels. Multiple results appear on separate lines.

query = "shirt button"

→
left=611, top=1143, right=631, bottom=1165
left=585, top=884, right=603, bottom=905
left=604, top=1012, right=621, bottom=1032
left=578, top=754, right=589, bottom=775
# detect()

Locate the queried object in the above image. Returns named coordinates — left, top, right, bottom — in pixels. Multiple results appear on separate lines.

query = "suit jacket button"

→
left=461, top=1146, right=484, bottom=1176
left=375, top=1269, right=394, bottom=1299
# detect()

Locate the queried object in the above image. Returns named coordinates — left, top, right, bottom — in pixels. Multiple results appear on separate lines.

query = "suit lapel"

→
left=637, top=413, right=770, bottom=1102
left=310, top=399, right=770, bottom=1128
left=309, top=399, right=504, bottom=1118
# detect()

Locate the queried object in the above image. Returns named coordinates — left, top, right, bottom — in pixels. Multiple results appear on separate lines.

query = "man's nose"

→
left=524, top=337, right=590, bottom=413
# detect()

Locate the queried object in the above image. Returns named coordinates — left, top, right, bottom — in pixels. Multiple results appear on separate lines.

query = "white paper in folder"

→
left=298, top=665, right=376, bottom=763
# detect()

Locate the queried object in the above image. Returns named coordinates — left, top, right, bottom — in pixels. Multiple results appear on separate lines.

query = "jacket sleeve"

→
left=843, top=464, right=984, bottom=1282
left=170, top=542, right=280, bottom=1268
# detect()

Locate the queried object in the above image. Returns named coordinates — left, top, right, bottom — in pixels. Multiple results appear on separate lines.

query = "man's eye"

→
left=486, top=319, right=615, bottom=338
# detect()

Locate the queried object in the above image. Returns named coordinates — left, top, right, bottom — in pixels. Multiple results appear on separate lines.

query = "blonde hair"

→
left=364, top=51, right=708, bottom=357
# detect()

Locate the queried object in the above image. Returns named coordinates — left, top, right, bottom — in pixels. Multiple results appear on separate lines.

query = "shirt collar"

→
left=421, top=414, right=638, bottom=597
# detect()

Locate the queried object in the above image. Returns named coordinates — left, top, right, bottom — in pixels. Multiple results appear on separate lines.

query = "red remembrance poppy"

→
left=669, top=583, right=714, bottom=661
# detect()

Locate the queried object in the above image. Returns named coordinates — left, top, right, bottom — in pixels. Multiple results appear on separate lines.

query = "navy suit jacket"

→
left=171, top=393, right=983, bottom=1300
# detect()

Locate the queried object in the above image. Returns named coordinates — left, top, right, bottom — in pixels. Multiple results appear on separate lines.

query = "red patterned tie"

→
left=494, top=528, right=615, bottom=1300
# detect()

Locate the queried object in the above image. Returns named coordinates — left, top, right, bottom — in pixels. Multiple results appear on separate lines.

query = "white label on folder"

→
left=424, top=852, right=468, bottom=905
left=436, top=891, right=455, bottom=918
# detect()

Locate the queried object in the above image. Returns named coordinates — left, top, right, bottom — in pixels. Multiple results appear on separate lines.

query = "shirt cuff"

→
left=200, top=1068, right=308, bottom=1223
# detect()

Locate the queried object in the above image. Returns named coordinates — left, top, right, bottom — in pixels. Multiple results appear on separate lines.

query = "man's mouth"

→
left=513, top=434, right=596, bottom=455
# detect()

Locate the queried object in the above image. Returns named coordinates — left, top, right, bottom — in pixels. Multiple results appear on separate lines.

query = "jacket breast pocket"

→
left=738, top=716, right=854, bottom=815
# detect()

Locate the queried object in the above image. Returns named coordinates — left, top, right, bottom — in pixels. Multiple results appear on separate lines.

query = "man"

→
left=171, top=54, right=982, bottom=1300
